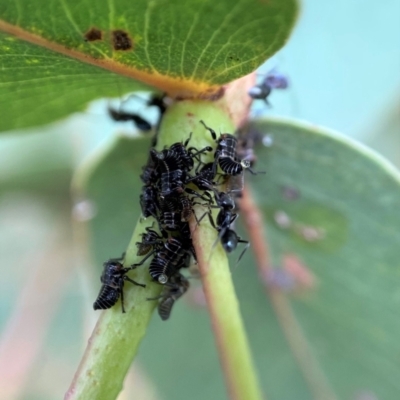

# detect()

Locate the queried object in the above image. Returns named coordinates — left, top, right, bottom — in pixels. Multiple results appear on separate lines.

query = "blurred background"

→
left=0, top=0, right=399, bottom=399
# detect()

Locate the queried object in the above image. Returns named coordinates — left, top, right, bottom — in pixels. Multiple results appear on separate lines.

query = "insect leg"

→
left=236, top=239, right=250, bottom=266
left=199, top=120, right=217, bottom=140
left=183, top=131, right=193, bottom=147
left=119, top=278, right=126, bottom=313
left=207, top=212, right=226, bottom=253
left=146, top=294, right=165, bottom=301
left=188, top=145, right=213, bottom=161
left=124, top=275, right=146, bottom=288
left=246, top=166, right=266, bottom=175
left=130, top=250, right=155, bottom=269
left=108, top=252, right=126, bottom=263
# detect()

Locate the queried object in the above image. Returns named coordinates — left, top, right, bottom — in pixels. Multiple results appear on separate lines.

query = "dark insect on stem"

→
left=149, top=133, right=213, bottom=198
left=199, top=120, right=262, bottom=176
left=147, top=272, right=190, bottom=320
left=93, top=257, right=145, bottom=313
left=179, top=195, right=196, bottom=222
left=207, top=190, right=250, bottom=263
left=153, top=134, right=212, bottom=173
left=190, top=162, right=218, bottom=191
left=150, top=237, right=185, bottom=283
left=131, top=236, right=187, bottom=284
left=158, top=196, right=194, bottom=231
left=176, top=222, right=197, bottom=264
left=220, top=229, right=249, bottom=262
left=160, top=213, right=180, bottom=231
left=208, top=212, right=250, bottom=263
left=140, top=156, right=160, bottom=186
left=159, top=168, right=187, bottom=198
left=136, top=226, right=165, bottom=256
left=140, top=186, right=160, bottom=219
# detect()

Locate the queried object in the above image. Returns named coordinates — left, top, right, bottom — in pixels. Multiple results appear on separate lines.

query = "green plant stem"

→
left=67, top=98, right=262, bottom=400
left=65, top=217, right=162, bottom=400
left=191, top=218, right=264, bottom=400
left=160, top=101, right=264, bottom=400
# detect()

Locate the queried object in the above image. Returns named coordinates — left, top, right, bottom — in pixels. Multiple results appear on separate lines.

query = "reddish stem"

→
left=240, top=185, right=338, bottom=400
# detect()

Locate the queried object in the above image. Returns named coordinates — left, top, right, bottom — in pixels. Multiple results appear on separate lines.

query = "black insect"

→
left=147, top=272, right=190, bottom=320
left=134, top=93, right=168, bottom=146
left=93, top=257, right=145, bottom=313
left=152, top=158, right=212, bottom=200
left=159, top=197, right=182, bottom=231
left=179, top=195, right=196, bottom=222
left=152, top=134, right=212, bottom=174
left=159, top=169, right=187, bottom=198
left=108, top=107, right=152, bottom=132
left=149, top=237, right=186, bottom=283
left=170, top=142, right=196, bottom=171
left=219, top=229, right=249, bottom=258
left=149, top=148, right=187, bottom=197
left=147, top=134, right=213, bottom=199
left=179, top=222, right=197, bottom=263
left=158, top=196, right=191, bottom=231
left=140, top=185, right=160, bottom=218
left=131, top=236, right=186, bottom=284
left=190, top=162, right=218, bottom=191
left=128, top=93, right=167, bottom=116
left=200, top=120, right=257, bottom=176
left=248, top=69, right=289, bottom=104
left=147, top=93, right=167, bottom=115
left=140, top=156, right=159, bottom=186
left=136, top=226, right=165, bottom=256
left=207, top=190, right=249, bottom=262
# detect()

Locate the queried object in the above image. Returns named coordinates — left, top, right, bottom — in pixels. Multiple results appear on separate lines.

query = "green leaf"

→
left=0, top=32, right=149, bottom=132
left=73, top=134, right=151, bottom=261
left=245, top=117, right=400, bottom=399
left=72, top=116, right=400, bottom=399
left=0, top=0, right=298, bottom=132
left=0, top=126, right=73, bottom=194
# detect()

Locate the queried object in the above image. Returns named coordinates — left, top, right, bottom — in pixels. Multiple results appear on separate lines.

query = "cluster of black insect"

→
left=94, top=94, right=264, bottom=320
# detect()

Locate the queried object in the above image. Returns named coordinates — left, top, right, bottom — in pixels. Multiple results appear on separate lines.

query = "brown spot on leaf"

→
left=84, top=27, right=102, bottom=42
left=112, top=30, right=133, bottom=51
left=228, top=55, right=241, bottom=62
